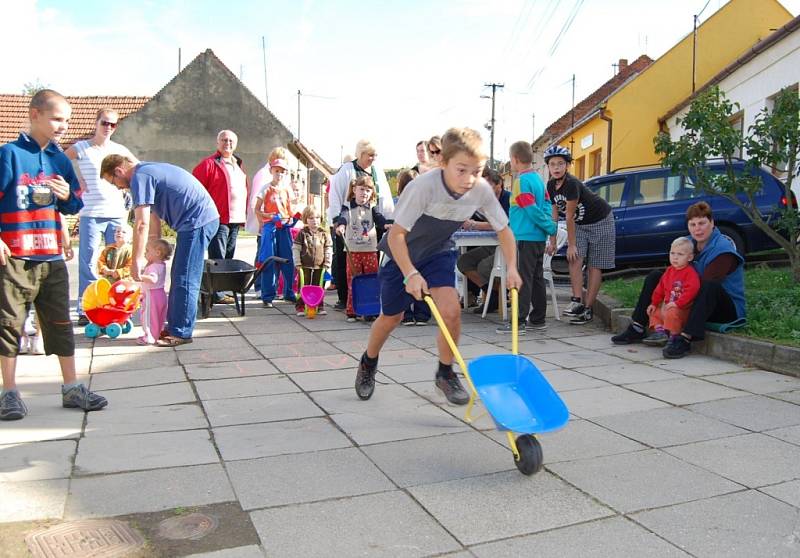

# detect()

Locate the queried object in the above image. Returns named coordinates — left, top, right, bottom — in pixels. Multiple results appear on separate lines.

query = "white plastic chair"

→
left=481, top=247, right=507, bottom=319
left=543, top=225, right=569, bottom=320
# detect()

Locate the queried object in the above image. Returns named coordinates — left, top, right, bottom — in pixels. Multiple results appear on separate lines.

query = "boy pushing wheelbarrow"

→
left=354, top=128, right=522, bottom=404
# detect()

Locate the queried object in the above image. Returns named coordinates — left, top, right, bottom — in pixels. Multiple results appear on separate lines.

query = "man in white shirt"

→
left=192, top=130, right=250, bottom=303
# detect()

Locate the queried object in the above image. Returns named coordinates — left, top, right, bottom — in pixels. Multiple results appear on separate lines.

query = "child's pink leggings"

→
left=139, top=288, right=167, bottom=344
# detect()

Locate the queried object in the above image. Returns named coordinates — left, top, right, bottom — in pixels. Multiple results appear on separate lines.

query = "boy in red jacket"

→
left=643, top=237, right=700, bottom=346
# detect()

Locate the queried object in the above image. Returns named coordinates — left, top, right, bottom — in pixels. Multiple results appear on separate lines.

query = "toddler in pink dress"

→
left=138, top=239, right=173, bottom=345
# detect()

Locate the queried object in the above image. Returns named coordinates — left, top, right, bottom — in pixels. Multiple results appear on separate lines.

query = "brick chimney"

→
left=618, top=58, right=628, bottom=72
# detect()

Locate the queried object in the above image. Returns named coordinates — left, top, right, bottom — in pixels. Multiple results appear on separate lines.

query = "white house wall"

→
left=666, top=28, right=800, bottom=199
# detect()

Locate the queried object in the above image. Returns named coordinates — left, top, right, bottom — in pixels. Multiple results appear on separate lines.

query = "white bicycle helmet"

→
left=543, top=145, right=573, bottom=163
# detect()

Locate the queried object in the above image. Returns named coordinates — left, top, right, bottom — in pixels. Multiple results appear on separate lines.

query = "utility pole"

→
left=570, top=74, right=576, bottom=152
left=268, top=35, right=269, bottom=109
left=483, top=82, right=504, bottom=169
left=531, top=113, right=535, bottom=144
left=297, top=90, right=301, bottom=140
left=178, top=48, right=181, bottom=73
left=692, top=14, right=698, bottom=92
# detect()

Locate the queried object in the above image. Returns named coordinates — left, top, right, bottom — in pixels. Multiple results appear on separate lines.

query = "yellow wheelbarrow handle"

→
left=423, top=288, right=520, bottom=422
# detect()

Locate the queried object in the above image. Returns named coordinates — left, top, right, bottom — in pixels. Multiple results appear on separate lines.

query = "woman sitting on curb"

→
left=611, top=201, right=745, bottom=359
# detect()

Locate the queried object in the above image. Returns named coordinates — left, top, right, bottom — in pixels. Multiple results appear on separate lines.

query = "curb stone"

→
left=594, top=292, right=800, bottom=378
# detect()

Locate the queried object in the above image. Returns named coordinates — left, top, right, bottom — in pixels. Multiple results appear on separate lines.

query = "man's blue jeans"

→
left=167, top=219, right=218, bottom=339
left=78, top=216, right=125, bottom=315
left=208, top=223, right=241, bottom=260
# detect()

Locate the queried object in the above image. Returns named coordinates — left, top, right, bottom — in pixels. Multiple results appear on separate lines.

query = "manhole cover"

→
left=26, top=519, right=145, bottom=558
left=156, top=513, right=218, bottom=541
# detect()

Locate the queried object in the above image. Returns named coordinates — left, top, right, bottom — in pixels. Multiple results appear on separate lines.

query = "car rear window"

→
left=589, top=179, right=625, bottom=208
left=633, top=175, right=699, bottom=204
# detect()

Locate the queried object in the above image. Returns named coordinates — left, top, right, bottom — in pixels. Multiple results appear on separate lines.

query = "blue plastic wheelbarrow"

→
left=424, top=289, right=569, bottom=475
left=351, top=273, right=381, bottom=317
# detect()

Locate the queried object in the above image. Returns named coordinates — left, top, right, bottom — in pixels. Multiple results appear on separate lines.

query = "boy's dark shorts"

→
left=0, top=258, right=74, bottom=357
left=379, top=251, right=457, bottom=316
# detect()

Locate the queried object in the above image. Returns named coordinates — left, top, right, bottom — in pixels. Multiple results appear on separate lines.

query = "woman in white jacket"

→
left=327, top=140, right=394, bottom=310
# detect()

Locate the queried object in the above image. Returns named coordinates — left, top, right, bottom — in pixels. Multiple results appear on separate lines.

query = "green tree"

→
left=654, top=86, right=800, bottom=282
left=22, top=79, right=49, bottom=95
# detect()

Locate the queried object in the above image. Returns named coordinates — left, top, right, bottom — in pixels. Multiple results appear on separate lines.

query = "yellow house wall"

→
left=560, top=0, right=791, bottom=172
left=561, top=116, right=608, bottom=179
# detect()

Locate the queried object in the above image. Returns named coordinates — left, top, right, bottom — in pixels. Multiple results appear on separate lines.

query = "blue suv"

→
left=554, top=162, right=795, bottom=270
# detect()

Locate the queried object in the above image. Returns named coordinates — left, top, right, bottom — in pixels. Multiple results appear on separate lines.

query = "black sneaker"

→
left=569, top=308, right=593, bottom=325
left=526, top=321, right=548, bottom=331
left=642, top=330, right=669, bottom=347
left=334, top=301, right=347, bottom=311
left=663, top=335, right=691, bottom=359
left=611, top=324, right=646, bottom=345
left=0, top=390, right=27, bottom=421
left=355, top=354, right=377, bottom=400
left=563, top=300, right=585, bottom=317
left=435, top=373, right=469, bottom=406
left=77, top=315, right=90, bottom=327
left=62, top=384, right=108, bottom=411
left=401, top=316, right=416, bottom=326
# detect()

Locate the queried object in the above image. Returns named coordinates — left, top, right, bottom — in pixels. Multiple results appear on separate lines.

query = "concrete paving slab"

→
left=91, top=341, right=154, bottom=356
left=84, top=404, right=207, bottom=437
left=398, top=334, right=440, bottom=349
left=574, top=362, right=679, bottom=384
left=255, top=340, right=343, bottom=359
left=765, top=424, right=800, bottom=446
left=178, top=346, right=264, bottom=365
left=250, top=491, right=460, bottom=557
left=409, top=470, right=613, bottom=545
left=185, top=360, right=280, bottom=380
left=0, top=440, right=76, bottom=481
left=496, top=338, right=578, bottom=355
left=11, top=374, right=90, bottom=396
left=243, top=332, right=324, bottom=347
left=269, top=353, right=358, bottom=373
left=632, top=490, right=800, bottom=557
left=88, top=366, right=186, bottom=391
left=470, top=516, right=689, bottom=558
left=560, top=385, right=670, bottom=419
left=213, top=417, right=351, bottom=461
left=593, top=407, right=748, bottom=447
left=371, top=348, right=439, bottom=366
left=311, top=385, right=470, bottom=445
left=665, top=433, right=800, bottom=487
left=66, top=464, right=235, bottom=518
left=332, top=338, right=411, bottom=355
left=536, top=350, right=631, bottom=370
left=378, top=362, right=441, bottom=384
left=452, top=343, right=511, bottom=360
left=704, top=370, right=800, bottom=394
left=185, top=545, right=264, bottom=558
left=91, top=351, right=179, bottom=372
left=75, top=429, right=219, bottom=474
left=97, top=382, right=197, bottom=409
left=688, top=395, right=800, bottom=431
left=599, top=344, right=667, bottom=362
left=771, top=390, right=800, bottom=405
left=233, top=319, right=307, bottom=335
left=361, top=431, right=512, bottom=487
left=228, top=447, right=393, bottom=509
left=538, top=419, right=646, bottom=463
left=295, top=316, right=368, bottom=332
left=194, top=375, right=298, bottom=401
left=760, top=480, right=800, bottom=508
left=549, top=449, right=741, bottom=513
left=0, top=479, right=68, bottom=522
left=172, top=335, right=251, bottom=352
left=625, top=377, right=747, bottom=405
left=540, top=369, right=609, bottom=391
left=203, top=393, right=323, bottom=427
left=561, top=334, right=617, bottom=350
left=317, top=328, right=375, bottom=342
left=648, top=355, right=750, bottom=376
left=0, top=409, right=84, bottom=444
left=191, top=322, right=242, bottom=338
left=288, top=368, right=393, bottom=392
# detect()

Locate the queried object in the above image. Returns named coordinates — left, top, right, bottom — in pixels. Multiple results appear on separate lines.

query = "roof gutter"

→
left=599, top=107, right=613, bottom=174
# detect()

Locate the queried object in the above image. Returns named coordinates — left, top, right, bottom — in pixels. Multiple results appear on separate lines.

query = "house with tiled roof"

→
left=0, top=49, right=333, bottom=211
left=0, top=94, right=149, bottom=145
left=531, top=55, right=653, bottom=177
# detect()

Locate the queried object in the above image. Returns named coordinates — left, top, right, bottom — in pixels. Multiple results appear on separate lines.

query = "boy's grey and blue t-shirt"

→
left=379, top=168, right=509, bottom=263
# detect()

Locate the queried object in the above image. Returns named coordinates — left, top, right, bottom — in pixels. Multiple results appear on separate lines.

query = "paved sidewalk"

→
left=2, top=255, right=800, bottom=556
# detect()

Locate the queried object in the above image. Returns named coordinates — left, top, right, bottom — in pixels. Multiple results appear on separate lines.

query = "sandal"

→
left=155, top=335, right=193, bottom=347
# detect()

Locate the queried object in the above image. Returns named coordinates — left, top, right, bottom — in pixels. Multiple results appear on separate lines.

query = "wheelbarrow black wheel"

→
left=515, top=435, right=543, bottom=476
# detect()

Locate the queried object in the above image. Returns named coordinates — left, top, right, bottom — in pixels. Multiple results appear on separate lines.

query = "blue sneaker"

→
left=62, top=384, right=107, bottom=411
left=0, top=390, right=28, bottom=421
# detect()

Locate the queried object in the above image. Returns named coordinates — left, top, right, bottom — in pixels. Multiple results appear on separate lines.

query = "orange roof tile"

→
left=0, top=94, right=149, bottom=146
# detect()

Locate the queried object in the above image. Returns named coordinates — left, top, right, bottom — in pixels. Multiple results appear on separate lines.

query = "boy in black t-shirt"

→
left=544, top=146, right=615, bottom=324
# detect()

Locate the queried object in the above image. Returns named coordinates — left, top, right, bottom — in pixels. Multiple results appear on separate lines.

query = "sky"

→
left=2, top=0, right=799, bottom=169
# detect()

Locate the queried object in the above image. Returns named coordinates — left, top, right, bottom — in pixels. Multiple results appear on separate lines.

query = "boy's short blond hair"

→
left=509, top=141, right=534, bottom=165
left=29, top=89, right=66, bottom=111
left=671, top=237, right=693, bottom=252
left=268, top=147, right=287, bottom=162
left=301, top=205, right=320, bottom=223
left=116, top=223, right=133, bottom=238
left=147, top=238, right=174, bottom=261
left=441, top=128, right=487, bottom=164
left=100, top=154, right=135, bottom=181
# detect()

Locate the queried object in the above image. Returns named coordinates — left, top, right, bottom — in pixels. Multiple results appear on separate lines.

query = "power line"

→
left=526, top=0, right=585, bottom=91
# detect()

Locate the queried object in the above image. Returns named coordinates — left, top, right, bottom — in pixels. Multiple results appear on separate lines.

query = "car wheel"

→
left=718, top=225, right=745, bottom=256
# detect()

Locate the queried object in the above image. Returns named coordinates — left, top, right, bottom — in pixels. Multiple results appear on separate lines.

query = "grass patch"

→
left=602, top=266, right=800, bottom=347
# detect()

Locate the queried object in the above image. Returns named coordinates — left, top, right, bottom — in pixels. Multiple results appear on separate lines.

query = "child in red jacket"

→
left=643, top=237, right=700, bottom=346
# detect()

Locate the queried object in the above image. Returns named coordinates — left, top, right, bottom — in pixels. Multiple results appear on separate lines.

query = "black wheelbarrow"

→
left=199, top=256, right=286, bottom=318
